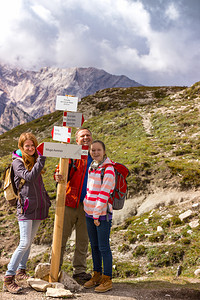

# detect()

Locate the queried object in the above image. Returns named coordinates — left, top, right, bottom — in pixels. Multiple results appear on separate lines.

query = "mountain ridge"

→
left=0, top=64, right=142, bottom=134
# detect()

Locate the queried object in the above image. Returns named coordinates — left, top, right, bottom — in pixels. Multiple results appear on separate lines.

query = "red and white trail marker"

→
left=37, top=142, right=88, bottom=159
left=63, top=111, right=84, bottom=127
left=49, top=93, right=85, bottom=283
left=56, top=95, right=78, bottom=112
left=51, top=126, right=71, bottom=143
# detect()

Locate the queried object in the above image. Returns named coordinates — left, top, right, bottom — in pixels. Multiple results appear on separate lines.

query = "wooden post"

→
left=49, top=157, right=69, bottom=282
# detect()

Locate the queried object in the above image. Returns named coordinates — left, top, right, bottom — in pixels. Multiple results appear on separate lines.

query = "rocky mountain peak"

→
left=0, top=64, right=141, bottom=134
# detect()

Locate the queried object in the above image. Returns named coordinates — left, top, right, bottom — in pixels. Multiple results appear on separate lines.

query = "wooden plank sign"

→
left=56, top=95, right=78, bottom=112
left=63, top=111, right=84, bottom=127
left=51, top=126, right=71, bottom=143
left=37, top=142, right=88, bottom=159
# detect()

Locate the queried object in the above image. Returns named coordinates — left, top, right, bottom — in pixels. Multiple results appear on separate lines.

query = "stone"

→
left=187, top=230, right=193, bottom=235
left=165, top=214, right=173, bottom=219
left=189, top=220, right=199, bottom=229
left=51, top=282, right=65, bottom=289
left=157, top=226, right=163, bottom=232
left=194, top=269, right=200, bottom=276
left=192, top=203, right=199, bottom=210
left=28, top=278, right=51, bottom=292
left=59, top=271, right=83, bottom=292
left=179, top=210, right=192, bottom=221
left=35, top=262, right=51, bottom=280
left=46, top=287, right=73, bottom=298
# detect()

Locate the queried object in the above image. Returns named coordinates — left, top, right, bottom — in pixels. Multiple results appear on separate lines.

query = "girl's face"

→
left=90, top=142, right=105, bottom=163
left=23, top=139, right=36, bottom=156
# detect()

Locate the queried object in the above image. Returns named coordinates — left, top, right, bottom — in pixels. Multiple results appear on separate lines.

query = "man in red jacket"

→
left=55, top=128, right=93, bottom=284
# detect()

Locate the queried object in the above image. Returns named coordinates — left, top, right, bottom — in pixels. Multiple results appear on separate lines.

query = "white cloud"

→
left=31, top=4, right=57, bottom=25
left=165, top=3, right=180, bottom=21
left=0, top=0, right=199, bottom=86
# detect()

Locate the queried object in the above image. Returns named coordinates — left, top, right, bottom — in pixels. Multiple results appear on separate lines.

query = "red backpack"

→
left=101, top=162, right=130, bottom=210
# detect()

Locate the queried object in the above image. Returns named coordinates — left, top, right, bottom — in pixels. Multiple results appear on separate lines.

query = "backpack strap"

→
left=100, top=164, right=113, bottom=184
left=14, top=158, right=26, bottom=213
left=100, top=164, right=115, bottom=222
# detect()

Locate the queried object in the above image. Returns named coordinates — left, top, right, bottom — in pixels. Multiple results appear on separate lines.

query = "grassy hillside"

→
left=0, top=83, right=199, bottom=194
left=0, top=82, right=200, bottom=284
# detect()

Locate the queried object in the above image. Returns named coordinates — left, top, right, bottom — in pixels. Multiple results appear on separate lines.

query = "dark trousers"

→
left=86, top=217, right=112, bottom=277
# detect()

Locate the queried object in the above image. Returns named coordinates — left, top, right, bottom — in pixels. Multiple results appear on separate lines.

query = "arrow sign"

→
left=63, top=111, right=84, bottom=127
left=51, top=126, right=71, bottom=143
left=37, top=142, right=88, bottom=159
left=56, top=95, right=78, bottom=112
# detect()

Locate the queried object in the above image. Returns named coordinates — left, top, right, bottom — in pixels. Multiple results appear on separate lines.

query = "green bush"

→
left=148, top=233, right=165, bottom=243
left=118, top=243, right=131, bottom=252
left=147, top=245, right=185, bottom=267
left=113, top=261, right=140, bottom=278
left=133, top=245, right=147, bottom=257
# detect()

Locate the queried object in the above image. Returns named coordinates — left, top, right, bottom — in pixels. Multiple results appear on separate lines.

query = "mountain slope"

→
left=0, top=82, right=200, bottom=285
left=0, top=64, right=141, bottom=134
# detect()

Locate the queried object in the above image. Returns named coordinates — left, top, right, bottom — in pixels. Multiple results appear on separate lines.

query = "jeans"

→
left=86, top=217, right=112, bottom=277
left=6, top=219, right=41, bottom=276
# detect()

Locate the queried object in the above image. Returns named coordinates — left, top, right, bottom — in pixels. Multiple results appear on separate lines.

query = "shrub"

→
left=124, top=230, right=137, bottom=244
left=180, top=237, right=191, bottom=245
left=133, top=245, right=147, bottom=257
left=161, top=219, right=171, bottom=228
left=148, top=233, right=165, bottom=243
left=171, top=216, right=182, bottom=226
left=147, top=245, right=185, bottom=267
left=118, top=243, right=131, bottom=252
left=170, top=233, right=181, bottom=242
left=113, top=261, right=140, bottom=278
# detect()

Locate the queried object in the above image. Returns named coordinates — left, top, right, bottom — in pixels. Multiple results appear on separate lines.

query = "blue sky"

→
left=0, top=0, right=199, bottom=86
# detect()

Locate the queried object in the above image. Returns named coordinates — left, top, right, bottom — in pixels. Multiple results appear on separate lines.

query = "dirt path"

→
left=1, top=280, right=200, bottom=300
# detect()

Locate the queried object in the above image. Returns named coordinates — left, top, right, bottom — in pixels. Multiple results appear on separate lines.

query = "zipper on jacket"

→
left=39, top=177, right=43, bottom=219
left=76, top=159, right=87, bottom=208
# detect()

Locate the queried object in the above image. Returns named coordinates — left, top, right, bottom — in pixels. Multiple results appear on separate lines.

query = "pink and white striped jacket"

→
left=83, top=157, right=115, bottom=220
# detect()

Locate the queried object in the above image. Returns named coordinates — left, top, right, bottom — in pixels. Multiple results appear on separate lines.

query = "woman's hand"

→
left=55, top=172, right=63, bottom=183
left=94, top=219, right=100, bottom=226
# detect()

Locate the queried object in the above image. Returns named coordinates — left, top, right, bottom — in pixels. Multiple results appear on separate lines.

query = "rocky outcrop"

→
left=0, top=64, right=142, bottom=134
left=0, top=102, right=34, bottom=134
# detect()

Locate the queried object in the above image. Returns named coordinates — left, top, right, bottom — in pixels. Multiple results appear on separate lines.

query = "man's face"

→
left=76, top=129, right=92, bottom=148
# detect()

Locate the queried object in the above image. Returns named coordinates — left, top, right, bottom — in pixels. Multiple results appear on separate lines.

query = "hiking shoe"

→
left=84, top=271, right=102, bottom=289
left=15, top=269, right=30, bottom=286
left=73, top=272, right=92, bottom=285
left=94, top=275, right=112, bottom=293
left=3, top=275, right=22, bottom=294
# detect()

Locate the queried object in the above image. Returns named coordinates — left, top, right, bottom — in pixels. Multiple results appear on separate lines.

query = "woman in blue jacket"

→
left=3, top=132, right=51, bottom=294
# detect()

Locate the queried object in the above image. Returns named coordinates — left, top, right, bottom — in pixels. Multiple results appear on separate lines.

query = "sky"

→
left=0, top=0, right=199, bottom=86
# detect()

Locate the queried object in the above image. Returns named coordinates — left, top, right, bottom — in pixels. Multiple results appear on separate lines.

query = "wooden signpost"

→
left=50, top=156, right=68, bottom=283
left=37, top=95, right=87, bottom=283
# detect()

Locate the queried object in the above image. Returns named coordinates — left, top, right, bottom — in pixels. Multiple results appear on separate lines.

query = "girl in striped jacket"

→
left=83, top=140, right=115, bottom=293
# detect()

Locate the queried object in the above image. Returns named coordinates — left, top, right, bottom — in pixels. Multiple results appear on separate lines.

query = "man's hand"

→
left=55, top=172, right=64, bottom=183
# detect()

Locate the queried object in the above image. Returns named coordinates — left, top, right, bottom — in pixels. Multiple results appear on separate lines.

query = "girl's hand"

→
left=94, top=219, right=100, bottom=226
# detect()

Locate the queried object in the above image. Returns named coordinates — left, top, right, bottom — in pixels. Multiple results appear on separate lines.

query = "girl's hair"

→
left=91, top=140, right=106, bottom=151
left=18, top=132, right=39, bottom=171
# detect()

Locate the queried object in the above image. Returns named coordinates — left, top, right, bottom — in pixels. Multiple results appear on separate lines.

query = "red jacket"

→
left=55, top=158, right=88, bottom=208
